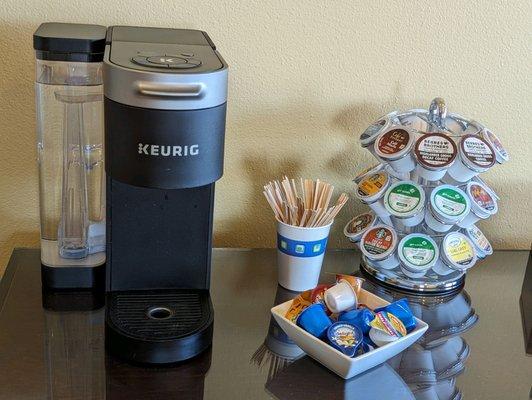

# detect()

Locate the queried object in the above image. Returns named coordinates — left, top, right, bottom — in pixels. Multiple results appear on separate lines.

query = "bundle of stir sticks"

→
left=263, top=177, right=348, bottom=227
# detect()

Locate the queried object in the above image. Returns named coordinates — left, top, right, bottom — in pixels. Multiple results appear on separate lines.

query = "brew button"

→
left=131, top=56, right=153, bottom=66
left=147, top=55, right=187, bottom=65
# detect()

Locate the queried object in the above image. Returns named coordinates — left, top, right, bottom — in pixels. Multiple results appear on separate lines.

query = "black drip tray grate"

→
left=107, top=289, right=213, bottom=341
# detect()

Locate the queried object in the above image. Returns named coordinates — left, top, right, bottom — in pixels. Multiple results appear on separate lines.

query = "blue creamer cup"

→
left=296, top=303, right=332, bottom=339
left=338, top=308, right=375, bottom=335
left=327, top=322, right=363, bottom=357
left=374, top=298, right=416, bottom=333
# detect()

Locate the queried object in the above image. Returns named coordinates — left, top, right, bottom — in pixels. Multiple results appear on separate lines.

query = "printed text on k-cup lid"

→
left=377, top=129, right=410, bottom=155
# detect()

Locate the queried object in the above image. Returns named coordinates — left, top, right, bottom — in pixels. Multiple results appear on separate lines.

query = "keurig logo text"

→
left=138, top=143, right=200, bottom=157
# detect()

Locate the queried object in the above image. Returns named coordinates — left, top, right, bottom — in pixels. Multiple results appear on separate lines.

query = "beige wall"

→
left=0, top=0, right=530, bottom=271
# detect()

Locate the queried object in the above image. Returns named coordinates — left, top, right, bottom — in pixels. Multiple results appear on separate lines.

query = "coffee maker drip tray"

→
left=106, top=289, right=214, bottom=364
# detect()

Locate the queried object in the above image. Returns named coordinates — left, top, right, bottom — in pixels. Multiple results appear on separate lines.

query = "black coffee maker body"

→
left=103, top=26, right=227, bottom=364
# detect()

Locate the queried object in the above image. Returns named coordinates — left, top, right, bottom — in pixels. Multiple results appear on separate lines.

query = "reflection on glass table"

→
left=256, top=278, right=478, bottom=400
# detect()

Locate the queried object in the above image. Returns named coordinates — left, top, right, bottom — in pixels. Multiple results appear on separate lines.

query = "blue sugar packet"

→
left=374, top=298, right=416, bottom=333
left=338, top=308, right=374, bottom=335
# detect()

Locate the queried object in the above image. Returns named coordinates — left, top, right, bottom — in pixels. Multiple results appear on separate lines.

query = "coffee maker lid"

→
left=33, top=22, right=107, bottom=62
left=103, top=26, right=228, bottom=110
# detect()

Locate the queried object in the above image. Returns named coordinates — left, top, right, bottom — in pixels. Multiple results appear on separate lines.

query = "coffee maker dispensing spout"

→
left=103, top=26, right=228, bottom=364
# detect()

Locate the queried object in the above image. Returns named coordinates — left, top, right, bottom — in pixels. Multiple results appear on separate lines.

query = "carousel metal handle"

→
left=428, top=97, right=447, bottom=130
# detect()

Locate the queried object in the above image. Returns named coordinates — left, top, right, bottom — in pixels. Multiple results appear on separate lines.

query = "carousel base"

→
left=359, top=260, right=465, bottom=296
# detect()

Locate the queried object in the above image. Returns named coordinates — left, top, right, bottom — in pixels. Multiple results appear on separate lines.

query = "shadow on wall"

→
left=213, top=97, right=408, bottom=249
left=0, top=22, right=41, bottom=273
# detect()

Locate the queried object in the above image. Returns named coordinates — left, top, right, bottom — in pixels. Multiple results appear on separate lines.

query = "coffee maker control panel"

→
left=107, top=26, right=224, bottom=74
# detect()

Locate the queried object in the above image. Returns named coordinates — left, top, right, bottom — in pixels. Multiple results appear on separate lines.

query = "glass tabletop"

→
left=0, top=248, right=530, bottom=399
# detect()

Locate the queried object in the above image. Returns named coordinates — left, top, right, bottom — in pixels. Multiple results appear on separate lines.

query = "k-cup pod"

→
left=384, top=163, right=410, bottom=181
left=338, top=308, right=374, bottom=335
left=324, top=280, right=358, bottom=314
left=343, top=212, right=378, bottom=245
left=432, top=232, right=477, bottom=276
left=424, top=184, right=470, bottom=232
left=413, top=133, right=458, bottom=181
left=473, top=175, right=500, bottom=201
left=360, top=225, right=399, bottom=270
left=458, top=181, right=498, bottom=228
left=353, top=163, right=384, bottom=184
left=374, top=127, right=417, bottom=173
left=277, top=219, right=332, bottom=291
left=296, top=303, right=333, bottom=339
left=359, top=114, right=395, bottom=158
left=463, top=224, right=493, bottom=259
left=444, top=134, right=496, bottom=183
left=481, top=128, right=509, bottom=164
left=355, top=171, right=392, bottom=224
left=384, top=181, right=426, bottom=228
left=397, top=234, right=439, bottom=279
left=397, top=110, right=430, bottom=132
left=327, top=322, right=363, bottom=357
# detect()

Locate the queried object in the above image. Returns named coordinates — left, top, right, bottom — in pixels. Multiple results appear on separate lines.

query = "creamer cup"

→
left=432, top=232, right=477, bottom=276
left=444, top=134, right=496, bottom=182
left=463, top=224, right=493, bottom=259
left=355, top=171, right=392, bottom=224
left=360, top=224, right=399, bottom=270
left=359, top=114, right=394, bottom=158
left=353, top=163, right=384, bottom=184
left=343, top=212, right=377, bottom=244
left=374, top=127, right=417, bottom=173
left=384, top=181, right=426, bottom=228
left=424, top=184, right=470, bottom=232
left=324, top=280, right=358, bottom=314
left=413, top=133, right=457, bottom=181
left=458, top=181, right=498, bottom=228
left=481, top=128, right=509, bottom=164
left=398, top=234, right=439, bottom=278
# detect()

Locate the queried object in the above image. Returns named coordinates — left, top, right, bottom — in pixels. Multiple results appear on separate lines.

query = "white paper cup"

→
left=324, top=280, right=357, bottom=313
left=276, top=220, right=332, bottom=291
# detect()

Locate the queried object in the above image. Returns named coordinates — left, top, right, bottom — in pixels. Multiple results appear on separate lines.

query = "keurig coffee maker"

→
left=103, top=26, right=228, bottom=364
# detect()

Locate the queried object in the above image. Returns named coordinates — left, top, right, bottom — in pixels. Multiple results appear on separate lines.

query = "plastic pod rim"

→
left=480, top=127, right=509, bottom=164
left=462, top=225, right=493, bottom=258
left=374, top=126, right=416, bottom=162
left=355, top=171, right=392, bottom=205
left=359, top=113, right=396, bottom=147
left=398, top=233, right=440, bottom=273
left=343, top=212, right=378, bottom=242
left=383, top=180, right=426, bottom=219
left=413, top=132, right=458, bottom=172
left=440, top=231, right=477, bottom=271
left=465, top=181, right=498, bottom=219
left=352, top=163, right=384, bottom=184
left=429, top=184, right=471, bottom=225
left=457, top=134, right=496, bottom=173
left=359, top=224, right=398, bottom=262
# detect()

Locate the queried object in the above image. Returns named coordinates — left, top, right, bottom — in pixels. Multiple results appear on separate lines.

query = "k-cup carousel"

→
left=347, top=97, right=507, bottom=294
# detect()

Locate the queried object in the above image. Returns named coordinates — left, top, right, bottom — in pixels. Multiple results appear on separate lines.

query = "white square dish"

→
left=271, top=288, right=429, bottom=379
